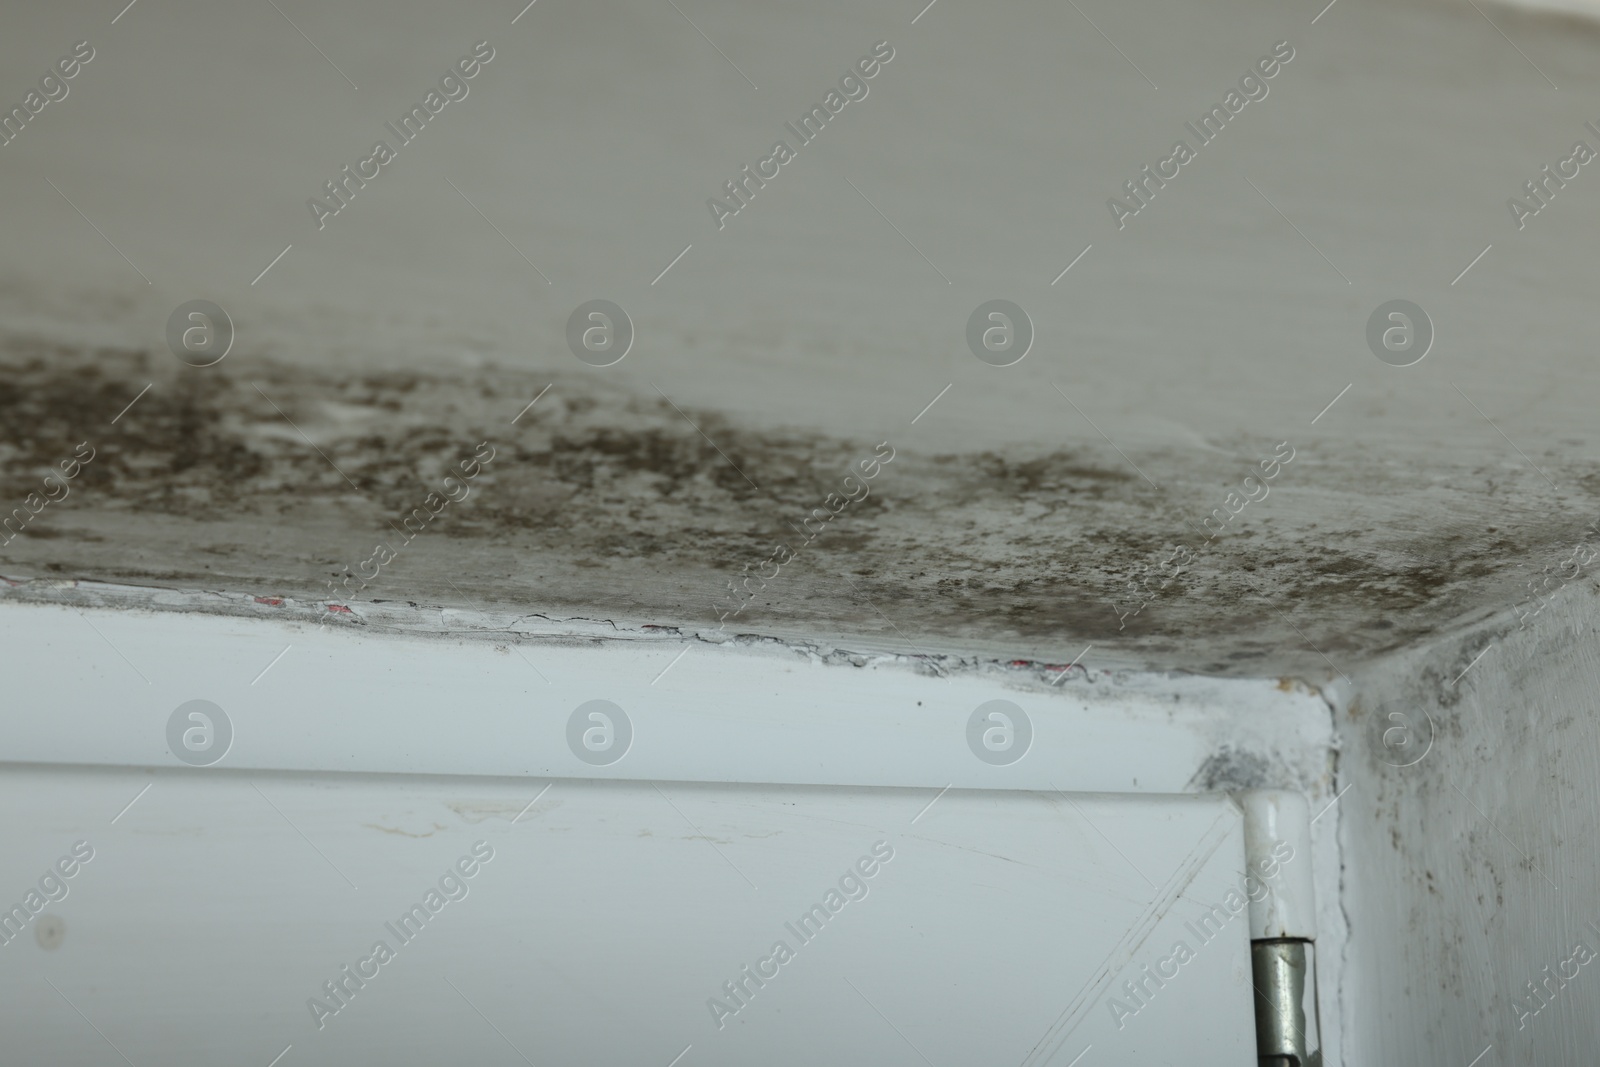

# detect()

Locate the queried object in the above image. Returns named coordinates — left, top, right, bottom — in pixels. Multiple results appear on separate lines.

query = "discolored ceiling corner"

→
left=2, top=341, right=1594, bottom=679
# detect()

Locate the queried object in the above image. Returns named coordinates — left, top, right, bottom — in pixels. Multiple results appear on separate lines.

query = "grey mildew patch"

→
left=1187, top=747, right=1274, bottom=792
left=3, top=341, right=1598, bottom=677
left=34, top=915, right=64, bottom=951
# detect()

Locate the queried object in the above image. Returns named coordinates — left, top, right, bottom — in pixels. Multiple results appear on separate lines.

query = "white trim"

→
left=1, top=598, right=1331, bottom=794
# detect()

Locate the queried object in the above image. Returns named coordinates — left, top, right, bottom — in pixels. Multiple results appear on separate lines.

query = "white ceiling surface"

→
left=1502, top=0, right=1600, bottom=15
left=3, top=0, right=1600, bottom=673
left=0, top=0, right=1595, bottom=454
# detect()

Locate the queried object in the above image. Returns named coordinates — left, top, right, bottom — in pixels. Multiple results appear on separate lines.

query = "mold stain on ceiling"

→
left=2, top=341, right=1594, bottom=677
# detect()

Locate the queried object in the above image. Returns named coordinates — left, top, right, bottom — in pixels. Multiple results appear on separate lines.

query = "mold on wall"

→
left=1337, top=585, right=1600, bottom=1064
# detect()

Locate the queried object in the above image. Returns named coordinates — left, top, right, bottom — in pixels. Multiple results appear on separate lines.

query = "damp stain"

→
left=35, top=915, right=64, bottom=951
left=3, top=342, right=1597, bottom=676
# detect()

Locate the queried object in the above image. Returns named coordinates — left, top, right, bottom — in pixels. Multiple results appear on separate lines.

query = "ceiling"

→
left=2, top=0, right=1597, bottom=677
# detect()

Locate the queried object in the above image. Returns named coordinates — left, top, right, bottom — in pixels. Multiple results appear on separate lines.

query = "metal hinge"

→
left=1239, top=791, right=1323, bottom=1067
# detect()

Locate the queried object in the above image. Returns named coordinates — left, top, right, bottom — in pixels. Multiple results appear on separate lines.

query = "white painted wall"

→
left=0, top=598, right=1342, bottom=1066
left=0, top=766, right=1266, bottom=1067
left=1335, top=586, right=1600, bottom=1064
